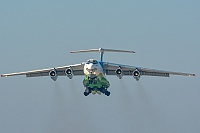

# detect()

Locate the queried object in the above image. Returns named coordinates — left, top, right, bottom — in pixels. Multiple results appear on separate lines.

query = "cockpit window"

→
left=87, top=59, right=98, bottom=64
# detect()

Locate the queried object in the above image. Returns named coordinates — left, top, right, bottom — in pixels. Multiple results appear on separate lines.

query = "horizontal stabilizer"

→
left=70, top=48, right=135, bottom=54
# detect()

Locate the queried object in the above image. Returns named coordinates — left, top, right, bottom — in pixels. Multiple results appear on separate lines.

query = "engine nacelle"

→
left=65, top=68, right=74, bottom=79
left=133, top=69, right=140, bottom=81
left=49, top=69, right=58, bottom=81
left=115, top=68, right=123, bottom=79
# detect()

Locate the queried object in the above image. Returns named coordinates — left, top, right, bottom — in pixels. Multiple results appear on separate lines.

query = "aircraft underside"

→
left=83, top=74, right=110, bottom=96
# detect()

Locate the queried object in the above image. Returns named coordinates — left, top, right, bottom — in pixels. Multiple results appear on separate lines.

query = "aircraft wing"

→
left=1, top=63, right=84, bottom=78
left=103, top=62, right=195, bottom=77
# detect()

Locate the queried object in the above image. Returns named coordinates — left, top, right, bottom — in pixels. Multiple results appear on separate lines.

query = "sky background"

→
left=0, top=0, right=199, bottom=133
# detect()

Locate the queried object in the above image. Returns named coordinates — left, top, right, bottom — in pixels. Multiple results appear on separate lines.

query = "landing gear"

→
left=83, top=87, right=110, bottom=96
left=99, top=87, right=110, bottom=96
left=84, top=92, right=89, bottom=96
left=105, top=91, right=110, bottom=96
left=84, top=87, right=91, bottom=96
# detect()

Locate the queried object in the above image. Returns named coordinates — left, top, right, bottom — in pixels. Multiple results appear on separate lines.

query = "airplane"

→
left=1, top=48, right=195, bottom=96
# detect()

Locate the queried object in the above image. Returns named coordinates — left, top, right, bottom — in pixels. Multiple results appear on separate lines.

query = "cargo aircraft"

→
left=1, top=48, right=195, bottom=96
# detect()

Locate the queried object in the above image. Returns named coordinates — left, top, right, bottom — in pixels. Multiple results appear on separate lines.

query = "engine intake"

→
left=115, top=68, right=123, bottom=79
left=65, top=68, right=74, bottom=79
left=133, top=69, right=140, bottom=81
left=49, top=69, right=58, bottom=81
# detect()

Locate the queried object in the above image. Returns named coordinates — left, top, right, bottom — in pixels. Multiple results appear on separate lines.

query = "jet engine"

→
left=49, top=69, right=58, bottom=81
left=115, top=68, right=123, bottom=79
left=65, top=68, right=74, bottom=79
left=133, top=69, right=140, bottom=81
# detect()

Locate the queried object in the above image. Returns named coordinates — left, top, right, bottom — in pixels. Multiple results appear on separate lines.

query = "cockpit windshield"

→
left=86, top=59, right=98, bottom=64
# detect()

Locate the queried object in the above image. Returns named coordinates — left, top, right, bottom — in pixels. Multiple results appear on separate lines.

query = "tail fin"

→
left=70, top=48, right=135, bottom=62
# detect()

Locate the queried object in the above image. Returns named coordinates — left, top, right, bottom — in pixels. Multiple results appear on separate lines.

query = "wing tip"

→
left=1, top=74, right=6, bottom=77
left=189, top=74, right=196, bottom=76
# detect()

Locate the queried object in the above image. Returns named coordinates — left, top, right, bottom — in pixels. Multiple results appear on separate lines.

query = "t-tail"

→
left=70, top=48, right=135, bottom=62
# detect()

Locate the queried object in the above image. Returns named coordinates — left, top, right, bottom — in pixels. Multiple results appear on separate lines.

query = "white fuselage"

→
left=83, top=59, right=105, bottom=78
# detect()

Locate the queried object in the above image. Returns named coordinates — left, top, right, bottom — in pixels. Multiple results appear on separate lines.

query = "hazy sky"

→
left=0, top=0, right=199, bottom=133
